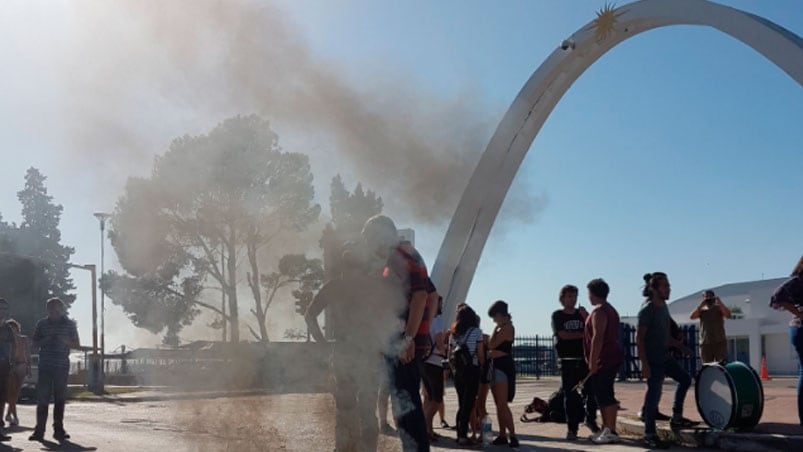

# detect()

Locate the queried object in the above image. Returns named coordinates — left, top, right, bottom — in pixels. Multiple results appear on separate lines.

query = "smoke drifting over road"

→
left=63, top=0, right=543, bottom=224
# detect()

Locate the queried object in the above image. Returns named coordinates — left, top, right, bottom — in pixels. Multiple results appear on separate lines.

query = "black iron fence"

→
left=514, top=323, right=700, bottom=381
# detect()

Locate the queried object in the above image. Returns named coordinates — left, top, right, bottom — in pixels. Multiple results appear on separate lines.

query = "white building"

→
left=622, top=277, right=798, bottom=375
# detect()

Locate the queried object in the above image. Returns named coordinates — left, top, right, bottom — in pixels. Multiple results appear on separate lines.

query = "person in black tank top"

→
left=487, top=301, right=519, bottom=448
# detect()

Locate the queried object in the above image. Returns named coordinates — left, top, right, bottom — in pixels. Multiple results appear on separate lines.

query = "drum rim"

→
left=695, top=363, right=737, bottom=430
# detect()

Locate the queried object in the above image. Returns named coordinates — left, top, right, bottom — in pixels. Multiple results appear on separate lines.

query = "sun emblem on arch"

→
left=589, top=3, right=626, bottom=42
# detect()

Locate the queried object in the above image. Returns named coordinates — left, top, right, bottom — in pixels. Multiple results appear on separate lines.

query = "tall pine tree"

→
left=16, top=167, right=76, bottom=305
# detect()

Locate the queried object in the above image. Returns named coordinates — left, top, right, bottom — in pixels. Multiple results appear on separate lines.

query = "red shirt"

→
left=383, top=242, right=435, bottom=351
left=584, top=302, right=623, bottom=373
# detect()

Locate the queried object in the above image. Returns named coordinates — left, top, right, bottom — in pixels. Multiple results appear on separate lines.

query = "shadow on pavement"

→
left=39, top=439, right=97, bottom=451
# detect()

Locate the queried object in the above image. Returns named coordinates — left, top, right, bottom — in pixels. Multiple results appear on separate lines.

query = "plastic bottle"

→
left=481, top=414, right=493, bottom=447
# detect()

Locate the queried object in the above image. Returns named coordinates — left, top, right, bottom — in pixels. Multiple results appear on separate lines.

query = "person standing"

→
left=5, top=319, right=29, bottom=427
left=447, top=305, right=484, bottom=445
left=637, top=272, right=695, bottom=449
left=583, top=278, right=622, bottom=445
left=0, top=300, right=15, bottom=442
left=362, top=215, right=432, bottom=452
left=420, top=296, right=447, bottom=441
left=487, top=300, right=518, bottom=448
left=305, top=244, right=390, bottom=452
left=551, top=285, right=599, bottom=440
left=30, top=297, right=80, bottom=442
left=770, top=255, right=803, bottom=425
left=690, top=290, right=731, bottom=362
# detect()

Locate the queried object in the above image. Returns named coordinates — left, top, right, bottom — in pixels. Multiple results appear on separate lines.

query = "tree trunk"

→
left=227, top=228, right=239, bottom=343
left=247, top=233, right=268, bottom=342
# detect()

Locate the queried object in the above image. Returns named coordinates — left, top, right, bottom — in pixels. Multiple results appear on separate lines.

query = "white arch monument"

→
left=431, top=0, right=803, bottom=319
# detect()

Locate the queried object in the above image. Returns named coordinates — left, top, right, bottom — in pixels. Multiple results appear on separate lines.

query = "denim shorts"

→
left=494, top=369, right=508, bottom=383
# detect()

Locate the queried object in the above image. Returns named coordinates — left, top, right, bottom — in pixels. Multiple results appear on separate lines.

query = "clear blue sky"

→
left=0, top=0, right=801, bottom=347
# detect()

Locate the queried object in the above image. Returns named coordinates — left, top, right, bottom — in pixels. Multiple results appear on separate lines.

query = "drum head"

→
left=695, top=364, right=735, bottom=430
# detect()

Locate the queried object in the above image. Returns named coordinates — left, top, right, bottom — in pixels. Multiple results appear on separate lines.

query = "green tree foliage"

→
left=253, top=254, right=323, bottom=342
left=104, top=115, right=320, bottom=344
left=320, top=176, right=383, bottom=280
left=16, top=168, right=76, bottom=304
left=0, top=168, right=75, bottom=334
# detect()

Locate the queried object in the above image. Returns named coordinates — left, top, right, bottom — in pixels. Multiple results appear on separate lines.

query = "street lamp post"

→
left=93, top=212, right=111, bottom=389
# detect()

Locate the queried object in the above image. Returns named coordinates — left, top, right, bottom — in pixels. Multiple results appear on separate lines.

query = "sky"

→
left=0, top=0, right=802, bottom=349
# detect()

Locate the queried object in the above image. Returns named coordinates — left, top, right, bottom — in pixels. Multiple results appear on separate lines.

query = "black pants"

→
left=386, top=356, right=429, bottom=452
left=560, top=359, right=598, bottom=432
left=35, top=366, right=69, bottom=434
left=454, top=365, right=480, bottom=439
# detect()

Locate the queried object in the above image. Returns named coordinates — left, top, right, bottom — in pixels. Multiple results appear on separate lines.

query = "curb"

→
left=71, top=389, right=269, bottom=403
left=616, top=415, right=803, bottom=452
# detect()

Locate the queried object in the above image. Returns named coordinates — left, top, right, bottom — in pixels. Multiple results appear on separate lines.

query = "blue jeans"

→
left=790, top=326, right=803, bottom=425
left=385, top=356, right=429, bottom=452
left=35, top=365, right=69, bottom=433
left=642, top=357, right=691, bottom=435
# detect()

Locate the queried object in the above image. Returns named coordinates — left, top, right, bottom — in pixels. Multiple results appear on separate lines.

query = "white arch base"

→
left=432, top=0, right=803, bottom=320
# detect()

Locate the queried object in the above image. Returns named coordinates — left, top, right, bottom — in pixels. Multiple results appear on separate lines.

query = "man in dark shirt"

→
left=0, top=299, right=15, bottom=442
left=637, top=272, right=695, bottom=449
left=30, top=297, right=80, bottom=442
left=363, top=215, right=431, bottom=452
left=551, top=284, right=599, bottom=440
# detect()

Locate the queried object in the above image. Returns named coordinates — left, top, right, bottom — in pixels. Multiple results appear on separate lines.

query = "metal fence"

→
left=513, top=323, right=700, bottom=381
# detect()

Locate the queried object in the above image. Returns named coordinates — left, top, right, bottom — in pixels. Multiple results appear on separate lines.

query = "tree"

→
left=320, top=176, right=383, bottom=280
left=104, top=115, right=320, bottom=344
left=15, top=168, right=76, bottom=304
left=251, top=254, right=323, bottom=342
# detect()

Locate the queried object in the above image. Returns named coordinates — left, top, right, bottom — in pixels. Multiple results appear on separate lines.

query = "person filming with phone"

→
left=690, top=290, right=731, bottom=363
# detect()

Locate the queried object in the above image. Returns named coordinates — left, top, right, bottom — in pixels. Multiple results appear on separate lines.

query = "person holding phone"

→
left=690, top=290, right=731, bottom=362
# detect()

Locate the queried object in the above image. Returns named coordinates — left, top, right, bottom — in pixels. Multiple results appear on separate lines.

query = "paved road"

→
left=0, top=390, right=701, bottom=452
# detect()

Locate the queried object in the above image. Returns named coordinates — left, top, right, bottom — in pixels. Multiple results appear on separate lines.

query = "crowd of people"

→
left=305, top=214, right=803, bottom=452
left=0, top=296, right=79, bottom=443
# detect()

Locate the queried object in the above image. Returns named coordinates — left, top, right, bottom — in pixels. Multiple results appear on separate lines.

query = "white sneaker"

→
left=591, top=427, right=620, bottom=444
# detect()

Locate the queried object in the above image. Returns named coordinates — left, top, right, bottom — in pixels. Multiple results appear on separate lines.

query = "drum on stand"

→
left=695, top=361, right=764, bottom=431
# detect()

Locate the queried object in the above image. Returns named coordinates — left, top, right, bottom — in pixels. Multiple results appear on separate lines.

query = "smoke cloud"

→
left=61, top=0, right=544, bottom=224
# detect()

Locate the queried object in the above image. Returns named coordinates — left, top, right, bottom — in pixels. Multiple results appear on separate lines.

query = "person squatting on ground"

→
left=305, top=243, right=392, bottom=452
left=690, top=289, right=731, bottom=363
left=420, top=296, right=447, bottom=442
left=30, top=297, right=79, bottom=442
left=486, top=300, right=519, bottom=448
left=362, top=214, right=433, bottom=452
left=583, top=278, right=623, bottom=444
left=551, top=285, right=599, bottom=440
left=0, top=300, right=15, bottom=442
left=637, top=272, right=696, bottom=449
left=770, top=255, right=803, bottom=425
left=447, top=305, right=484, bottom=445
left=5, top=319, right=30, bottom=427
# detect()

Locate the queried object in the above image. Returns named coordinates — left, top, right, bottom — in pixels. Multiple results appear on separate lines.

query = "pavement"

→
left=36, top=375, right=800, bottom=451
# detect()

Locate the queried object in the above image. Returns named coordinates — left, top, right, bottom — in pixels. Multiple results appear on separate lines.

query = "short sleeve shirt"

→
left=551, top=309, right=585, bottom=359
left=33, top=316, right=79, bottom=370
left=638, top=301, right=670, bottom=363
left=383, top=241, right=434, bottom=352
left=698, top=305, right=726, bottom=344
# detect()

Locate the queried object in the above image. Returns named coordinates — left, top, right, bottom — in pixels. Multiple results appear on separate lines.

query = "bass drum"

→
left=695, top=361, right=764, bottom=431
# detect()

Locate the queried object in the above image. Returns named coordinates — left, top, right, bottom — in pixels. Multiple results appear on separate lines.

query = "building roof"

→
left=667, top=276, right=791, bottom=326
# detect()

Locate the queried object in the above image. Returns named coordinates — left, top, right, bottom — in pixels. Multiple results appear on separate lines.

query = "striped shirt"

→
left=32, top=316, right=78, bottom=369
left=450, top=327, right=484, bottom=366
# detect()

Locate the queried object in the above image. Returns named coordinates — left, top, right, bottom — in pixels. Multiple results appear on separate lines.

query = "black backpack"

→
left=449, top=328, right=475, bottom=375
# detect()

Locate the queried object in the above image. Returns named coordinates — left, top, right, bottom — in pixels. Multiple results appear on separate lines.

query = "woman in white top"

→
left=448, top=305, right=485, bottom=445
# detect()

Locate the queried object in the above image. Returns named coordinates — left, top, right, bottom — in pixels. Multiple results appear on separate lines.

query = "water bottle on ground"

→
left=481, top=415, right=493, bottom=447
